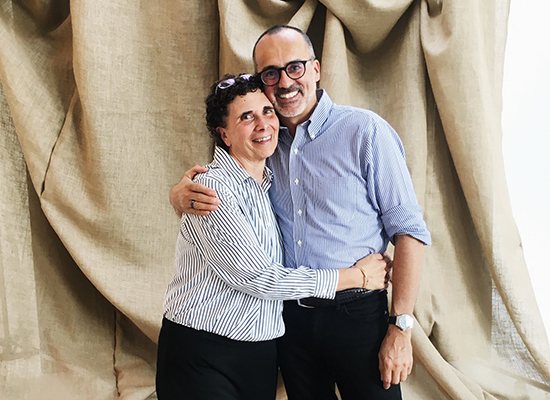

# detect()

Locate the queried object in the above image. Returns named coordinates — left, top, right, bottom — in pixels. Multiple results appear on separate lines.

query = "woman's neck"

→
left=231, top=155, right=265, bottom=185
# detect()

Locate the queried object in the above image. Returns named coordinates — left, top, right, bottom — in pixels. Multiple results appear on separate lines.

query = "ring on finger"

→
left=190, top=199, right=196, bottom=209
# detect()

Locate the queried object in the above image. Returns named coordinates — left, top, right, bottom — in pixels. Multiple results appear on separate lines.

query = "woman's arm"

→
left=185, top=177, right=387, bottom=300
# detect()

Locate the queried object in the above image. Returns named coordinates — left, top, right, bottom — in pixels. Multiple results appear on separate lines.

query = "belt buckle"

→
left=297, top=299, right=315, bottom=308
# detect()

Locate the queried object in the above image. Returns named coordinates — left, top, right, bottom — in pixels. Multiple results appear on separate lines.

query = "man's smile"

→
left=278, top=90, right=299, bottom=99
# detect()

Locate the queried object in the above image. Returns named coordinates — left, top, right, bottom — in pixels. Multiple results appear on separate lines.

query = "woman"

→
left=156, top=74, right=388, bottom=400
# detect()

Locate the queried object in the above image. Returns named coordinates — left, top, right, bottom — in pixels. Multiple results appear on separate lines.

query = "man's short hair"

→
left=252, top=25, right=316, bottom=71
left=205, top=74, right=264, bottom=152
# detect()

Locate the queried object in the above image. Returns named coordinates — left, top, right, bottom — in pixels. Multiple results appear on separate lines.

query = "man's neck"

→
left=281, top=120, right=298, bottom=138
left=279, top=106, right=317, bottom=138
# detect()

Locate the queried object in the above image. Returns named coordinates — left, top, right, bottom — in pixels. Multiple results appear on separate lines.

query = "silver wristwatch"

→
left=388, top=314, right=414, bottom=331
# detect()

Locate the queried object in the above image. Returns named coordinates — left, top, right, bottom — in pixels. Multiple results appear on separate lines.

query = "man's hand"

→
left=354, top=253, right=392, bottom=290
left=379, top=325, right=413, bottom=389
left=169, top=165, right=220, bottom=217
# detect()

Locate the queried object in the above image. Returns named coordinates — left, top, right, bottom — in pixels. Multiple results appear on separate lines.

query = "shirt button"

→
left=294, top=148, right=299, bottom=154
left=297, top=209, right=302, bottom=216
left=299, top=265, right=305, bottom=268
left=294, top=178, right=299, bottom=185
left=311, top=134, right=316, bottom=139
left=297, top=240, right=302, bottom=246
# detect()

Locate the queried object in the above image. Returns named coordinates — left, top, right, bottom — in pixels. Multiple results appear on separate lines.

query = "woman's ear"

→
left=217, top=127, right=230, bottom=148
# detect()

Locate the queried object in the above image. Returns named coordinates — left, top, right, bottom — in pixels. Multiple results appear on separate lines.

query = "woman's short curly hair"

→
left=205, top=73, right=264, bottom=152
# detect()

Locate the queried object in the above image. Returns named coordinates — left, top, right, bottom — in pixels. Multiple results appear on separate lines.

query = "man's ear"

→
left=312, top=59, right=321, bottom=84
left=217, top=127, right=230, bottom=147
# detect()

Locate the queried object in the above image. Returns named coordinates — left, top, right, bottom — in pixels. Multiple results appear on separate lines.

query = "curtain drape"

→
left=1, top=0, right=548, bottom=398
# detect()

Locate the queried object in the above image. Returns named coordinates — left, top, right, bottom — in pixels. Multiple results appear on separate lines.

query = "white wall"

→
left=502, top=0, right=550, bottom=339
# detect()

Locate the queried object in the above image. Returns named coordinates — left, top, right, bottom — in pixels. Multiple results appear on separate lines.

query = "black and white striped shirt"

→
left=164, top=147, right=338, bottom=341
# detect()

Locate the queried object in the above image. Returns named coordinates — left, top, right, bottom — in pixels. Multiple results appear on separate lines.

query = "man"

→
left=170, top=25, right=431, bottom=399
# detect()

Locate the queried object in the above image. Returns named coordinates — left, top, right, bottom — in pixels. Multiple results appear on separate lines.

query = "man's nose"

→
left=278, top=70, right=295, bottom=88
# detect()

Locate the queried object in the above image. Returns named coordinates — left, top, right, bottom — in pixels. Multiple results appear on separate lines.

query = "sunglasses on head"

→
left=215, top=74, right=253, bottom=94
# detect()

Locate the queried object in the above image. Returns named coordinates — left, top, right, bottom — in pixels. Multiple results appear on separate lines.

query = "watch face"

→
left=396, top=314, right=414, bottom=330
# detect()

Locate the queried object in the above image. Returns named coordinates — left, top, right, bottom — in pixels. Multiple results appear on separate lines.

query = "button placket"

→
left=289, top=127, right=308, bottom=267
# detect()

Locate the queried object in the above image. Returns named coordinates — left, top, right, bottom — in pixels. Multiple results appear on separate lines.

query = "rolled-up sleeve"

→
left=366, top=117, right=431, bottom=246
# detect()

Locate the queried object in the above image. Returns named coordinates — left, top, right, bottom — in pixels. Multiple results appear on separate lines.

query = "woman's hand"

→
left=337, top=253, right=392, bottom=291
left=354, top=252, right=392, bottom=290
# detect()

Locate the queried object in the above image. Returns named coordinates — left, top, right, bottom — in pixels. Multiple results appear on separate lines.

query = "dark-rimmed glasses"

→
left=259, top=59, right=313, bottom=86
left=215, top=74, right=253, bottom=94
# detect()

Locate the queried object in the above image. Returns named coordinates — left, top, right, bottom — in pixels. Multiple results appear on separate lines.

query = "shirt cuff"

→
left=381, top=203, right=432, bottom=245
left=312, top=268, right=339, bottom=299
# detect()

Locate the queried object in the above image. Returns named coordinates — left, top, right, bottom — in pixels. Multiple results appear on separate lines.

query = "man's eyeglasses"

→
left=259, top=59, right=313, bottom=86
left=215, top=74, right=253, bottom=94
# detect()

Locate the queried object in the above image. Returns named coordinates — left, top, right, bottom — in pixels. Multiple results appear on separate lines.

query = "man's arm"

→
left=170, top=165, right=220, bottom=217
left=379, top=234, right=423, bottom=389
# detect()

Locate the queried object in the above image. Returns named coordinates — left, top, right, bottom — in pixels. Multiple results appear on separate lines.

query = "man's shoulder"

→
left=327, top=103, right=392, bottom=138
left=332, top=103, right=385, bottom=123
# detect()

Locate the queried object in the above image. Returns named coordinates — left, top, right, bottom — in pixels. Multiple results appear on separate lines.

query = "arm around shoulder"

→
left=170, top=165, right=220, bottom=217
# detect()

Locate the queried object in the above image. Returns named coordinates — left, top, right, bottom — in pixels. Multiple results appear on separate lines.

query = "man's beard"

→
left=273, top=84, right=314, bottom=119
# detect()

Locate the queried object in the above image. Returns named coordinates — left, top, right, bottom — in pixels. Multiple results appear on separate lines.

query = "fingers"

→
left=186, top=185, right=220, bottom=216
left=370, top=259, right=388, bottom=290
left=354, top=253, right=391, bottom=290
left=379, top=356, right=393, bottom=390
left=188, top=182, right=218, bottom=199
left=184, top=165, right=209, bottom=180
left=170, top=177, right=220, bottom=217
left=187, top=199, right=220, bottom=215
left=380, top=361, right=411, bottom=390
left=402, top=363, right=411, bottom=383
left=379, top=331, right=413, bottom=390
left=382, top=252, right=393, bottom=271
left=185, top=194, right=220, bottom=216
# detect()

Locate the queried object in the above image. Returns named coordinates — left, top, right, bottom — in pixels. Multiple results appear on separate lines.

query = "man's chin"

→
left=275, top=103, right=305, bottom=119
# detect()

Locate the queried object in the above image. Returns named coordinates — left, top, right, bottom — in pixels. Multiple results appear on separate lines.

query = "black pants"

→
left=277, top=291, right=402, bottom=400
left=156, top=318, right=278, bottom=400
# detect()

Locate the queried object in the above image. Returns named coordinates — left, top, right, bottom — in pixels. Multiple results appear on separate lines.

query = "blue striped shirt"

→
left=164, top=147, right=338, bottom=341
left=268, top=89, right=431, bottom=271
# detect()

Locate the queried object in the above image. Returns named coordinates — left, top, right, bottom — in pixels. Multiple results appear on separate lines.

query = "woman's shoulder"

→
left=193, top=166, right=239, bottom=201
left=194, top=165, right=225, bottom=186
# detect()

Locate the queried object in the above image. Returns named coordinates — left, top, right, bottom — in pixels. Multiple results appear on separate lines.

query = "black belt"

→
left=297, top=288, right=380, bottom=308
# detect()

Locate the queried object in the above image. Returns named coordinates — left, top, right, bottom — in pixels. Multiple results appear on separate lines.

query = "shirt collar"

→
left=211, top=146, right=273, bottom=187
left=306, top=88, right=332, bottom=139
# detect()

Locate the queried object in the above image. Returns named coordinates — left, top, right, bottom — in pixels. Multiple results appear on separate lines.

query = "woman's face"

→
left=218, top=90, right=279, bottom=168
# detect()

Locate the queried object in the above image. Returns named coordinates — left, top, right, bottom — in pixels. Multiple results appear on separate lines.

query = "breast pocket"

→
left=313, top=177, right=357, bottom=225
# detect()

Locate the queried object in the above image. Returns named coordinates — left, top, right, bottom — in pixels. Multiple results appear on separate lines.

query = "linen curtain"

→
left=1, top=0, right=548, bottom=398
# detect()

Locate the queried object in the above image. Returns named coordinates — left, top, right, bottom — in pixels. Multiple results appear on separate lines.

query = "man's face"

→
left=254, top=29, right=320, bottom=125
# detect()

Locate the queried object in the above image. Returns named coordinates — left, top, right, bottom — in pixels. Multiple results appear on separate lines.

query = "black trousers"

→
left=156, top=318, right=278, bottom=400
left=277, top=291, right=402, bottom=400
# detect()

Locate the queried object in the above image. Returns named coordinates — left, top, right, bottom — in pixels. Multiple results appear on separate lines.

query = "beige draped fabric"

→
left=1, top=0, right=548, bottom=398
